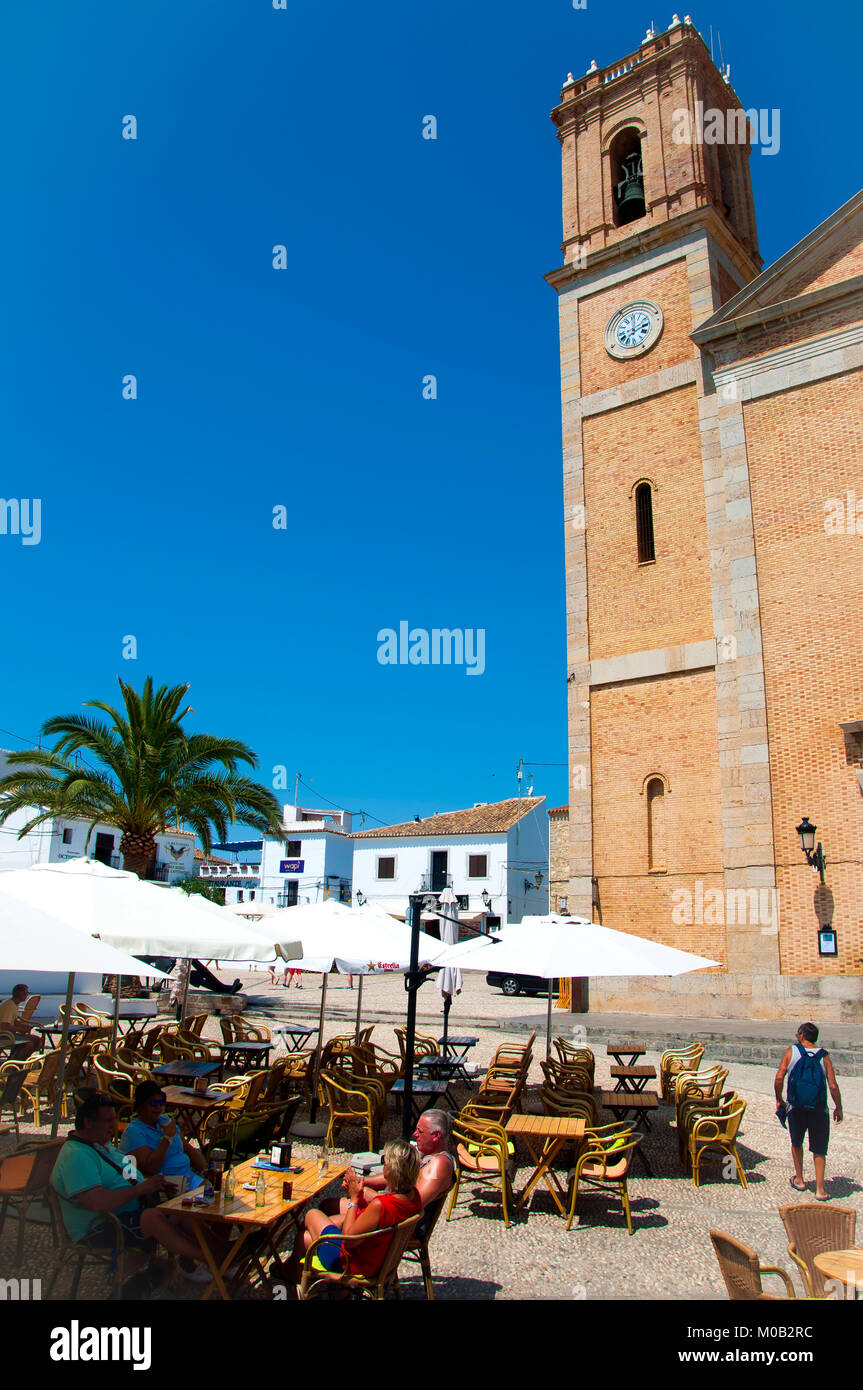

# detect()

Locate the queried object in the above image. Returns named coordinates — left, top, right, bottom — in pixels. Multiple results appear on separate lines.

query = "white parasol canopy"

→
left=0, top=894, right=171, bottom=980
left=285, top=897, right=443, bottom=974
left=0, top=859, right=300, bottom=963
left=436, top=886, right=462, bottom=1000
left=434, top=913, right=721, bottom=1055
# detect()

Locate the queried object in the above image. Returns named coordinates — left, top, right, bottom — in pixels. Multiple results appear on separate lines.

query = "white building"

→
left=351, top=796, right=549, bottom=929
left=198, top=804, right=353, bottom=908
left=0, top=749, right=197, bottom=884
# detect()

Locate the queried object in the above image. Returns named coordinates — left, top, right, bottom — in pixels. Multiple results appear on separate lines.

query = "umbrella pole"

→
left=442, top=993, right=452, bottom=1052
left=354, top=975, right=363, bottom=1043
left=546, top=979, right=553, bottom=1061
left=111, top=973, right=121, bottom=1051
left=308, top=972, right=328, bottom=1125
left=51, top=973, right=75, bottom=1138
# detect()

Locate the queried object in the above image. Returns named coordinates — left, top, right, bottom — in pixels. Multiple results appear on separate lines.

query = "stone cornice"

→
left=545, top=206, right=761, bottom=295
left=712, top=321, right=863, bottom=401
left=692, top=276, right=863, bottom=349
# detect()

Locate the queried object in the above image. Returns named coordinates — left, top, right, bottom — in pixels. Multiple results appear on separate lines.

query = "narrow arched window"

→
left=647, top=777, right=667, bottom=872
left=610, top=128, right=646, bottom=228
left=635, top=482, right=655, bottom=563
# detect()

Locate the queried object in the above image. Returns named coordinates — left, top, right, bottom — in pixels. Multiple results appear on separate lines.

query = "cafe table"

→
left=813, top=1248, right=863, bottom=1298
left=610, top=1064, right=657, bottom=1094
left=606, top=1041, right=647, bottom=1067
left=158, top=1154, right=347, bottom=1300
left=154, top=1059, right=222, bottom=1087
left=275, top=1024, right=317, bottom=1054
left=162, top=1085, right=235, bottom=1143
left=391, top=1078, right=451, bottom=1125
left=506, top=1113, right=586, bottom=1215
left=438, top=1035, right=478, bottom=1080
left=222, top=1040, right=273, bottom=1072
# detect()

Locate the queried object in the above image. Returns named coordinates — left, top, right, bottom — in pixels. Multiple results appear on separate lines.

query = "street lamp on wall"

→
left=481, top=890, right=492, bottom=910
left=355, top=890, right=366, bottom=906
left=796, top=816, right=826, bottom=883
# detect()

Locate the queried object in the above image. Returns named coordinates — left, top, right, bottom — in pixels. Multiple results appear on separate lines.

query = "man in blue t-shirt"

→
left=774, top=1022, right=843, bottom=1201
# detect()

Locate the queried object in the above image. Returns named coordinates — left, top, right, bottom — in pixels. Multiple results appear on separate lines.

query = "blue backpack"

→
left=787, top=1044, right=827, bottom=1109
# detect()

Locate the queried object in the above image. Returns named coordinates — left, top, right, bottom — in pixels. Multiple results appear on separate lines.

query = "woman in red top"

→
left=291, top=1140, right=422, bottom=1285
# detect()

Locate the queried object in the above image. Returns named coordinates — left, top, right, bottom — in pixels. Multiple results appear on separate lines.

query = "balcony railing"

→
left=418, top=873, right=453, bottom=894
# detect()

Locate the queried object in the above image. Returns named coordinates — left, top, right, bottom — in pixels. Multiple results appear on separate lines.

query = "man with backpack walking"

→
left=774, top=1022, right=843, bottom=1200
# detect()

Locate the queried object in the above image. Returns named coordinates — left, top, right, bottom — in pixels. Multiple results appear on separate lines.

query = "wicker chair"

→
left=778, top=1203, right=857, bottom=1299
left=566, top=1129, right=641, bottom=1234
left=540, top=1058, right=593, bottom=1095
left=660, top=1042, right=705, bottom=1103
left=394, top=1027, right=439, bottom=1070
left=18, top=1051, right=64, bottom=1126
left=0, top=1058, right=31, bottom=1138
left=0, top=1138, right=65, bottom=1265
left=399, top=1191, right=449, bottom=1299
left=447, top=1117, right=515, bottom=1228
left=541, top=1086, right=599, bottom=1130
left=553, top=1038, right=595, bottom=1073
left=709, top=1229, right=795, bottom=1300
left=320, top=1071, right=383, bottom=1151
left=89, top=1057, right=138, bottom=1116
left=232, top=1016, right=272, bottom=1044
left=46, top=1184, right=141, bottom=1299
left=300, top=1213, right=423, bottom=1300
left=688, top=1098, right=748, bottom=1189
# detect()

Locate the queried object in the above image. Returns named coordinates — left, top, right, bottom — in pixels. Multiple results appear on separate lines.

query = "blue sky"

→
left=0, top=1, right=855, bottom=834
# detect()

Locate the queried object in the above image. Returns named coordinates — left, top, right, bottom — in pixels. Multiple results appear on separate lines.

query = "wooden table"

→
left=222, top=1041, right=272, bottom=1072
left=155, top=1060, right=221, bottom=1087
left=606, top=1042, right=647, bottom=1067
left=162, top=1085, right=233, bottom=1143
left=813, top=1248, right=863, bottom=1297
left=391, top=1078, right=452, bottom=1125
left=600, top=1090, right=658, bottom=1174
left=610, top=1064, right=657, bottom=1094
left=275, top=1024, right=316, bottom=1053
left=158, top=1154, right=346, bottom=1300
left=506, top=1113, right=586, bottom=1215
left=437, top=1035, right=478, bottom=1082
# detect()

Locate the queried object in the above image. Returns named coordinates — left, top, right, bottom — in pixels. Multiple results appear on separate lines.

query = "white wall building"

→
left=0, top=749, right=197, bottom=884
left=199, top=804, right=353, bottom=908
left=351, top=796, right=549, bottom=929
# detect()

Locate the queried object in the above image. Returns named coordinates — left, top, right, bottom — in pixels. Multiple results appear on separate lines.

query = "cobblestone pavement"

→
left=3, top=970, right=861, bottom=1302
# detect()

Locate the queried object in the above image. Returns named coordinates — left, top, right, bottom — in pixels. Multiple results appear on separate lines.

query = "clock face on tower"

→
left=604, top=299, right=664, bottom=360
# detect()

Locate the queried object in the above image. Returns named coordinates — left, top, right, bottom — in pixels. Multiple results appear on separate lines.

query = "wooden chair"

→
left=17, top=994, right=41, bottom=1026
left=300, top=1213, right=423, bottom=1300
left=18, top=1051, right=64, bottom=1126
left=566, top=1129, right=641, bottom=1234
left=232, top=1016, right=272, bottom=1044
left=709, top=1229, right=795, bottom=1300
left=320, top=1071, right=383, bottom=1151
left=541, top=1057, right=593, bottom=1094
left=778, top=1203, right=857, bottom=1299
left=0, top=1058, right=31, bottom=1139
left=660, top=1042, right=704, bottom=1103
left=447, top=1117, right=515, bottom=1228
left=46, top=1184, right=139, bottom=1299
left=688, top=1099, right=748, bottom=1189
left=0, top=1138, right=65, bottom=1265
left=553, top=1039, right=595, bottom=1075
left=394, top=1027, right=439, bottom=1070
left=399, top=1191, right=449, bottom=1299
left=676, top=1089, right=737, bottom=1163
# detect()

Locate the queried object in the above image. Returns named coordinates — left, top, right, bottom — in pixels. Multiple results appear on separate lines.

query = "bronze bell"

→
left=615, top=152, right=646, bottom=224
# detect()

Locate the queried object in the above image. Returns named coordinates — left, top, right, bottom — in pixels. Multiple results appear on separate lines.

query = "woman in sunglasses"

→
left=119, top=1080, right=208, bottom=1194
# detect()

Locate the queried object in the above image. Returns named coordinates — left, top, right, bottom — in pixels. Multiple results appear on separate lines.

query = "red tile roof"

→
left=351, top=796, right=544, bottom=839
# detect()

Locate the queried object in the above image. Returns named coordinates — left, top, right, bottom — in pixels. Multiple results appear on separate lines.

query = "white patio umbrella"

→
left=0, top=859, right=299, bottom=961
left=275, top=898, right=444, bottom=1127
left=0, top=893, right=170, bottom=1135
left=433, top=914, right=721, bottom=1057
left=436, top=886, right=462, bottom=1050
left=227, top=900, right=279, bottom=919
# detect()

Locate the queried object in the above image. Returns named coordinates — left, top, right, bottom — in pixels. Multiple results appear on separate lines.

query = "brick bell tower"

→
left=547, top=19, right=781, bottom=1018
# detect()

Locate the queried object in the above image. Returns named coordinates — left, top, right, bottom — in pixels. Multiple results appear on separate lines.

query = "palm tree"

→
left=0, top=676, right=282, bottom=878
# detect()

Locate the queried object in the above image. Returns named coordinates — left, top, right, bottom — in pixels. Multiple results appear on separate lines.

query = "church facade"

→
left=547, top=19, right=863, bottom=1021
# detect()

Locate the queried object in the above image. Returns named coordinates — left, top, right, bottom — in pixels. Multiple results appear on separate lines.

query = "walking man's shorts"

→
left=788, top=1107, right=829, bottom=1155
